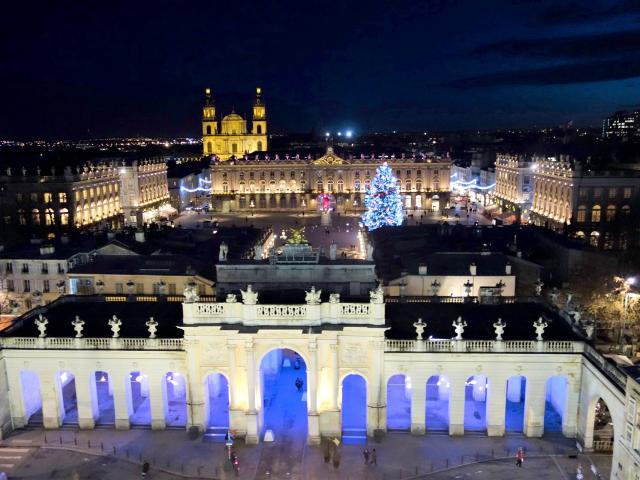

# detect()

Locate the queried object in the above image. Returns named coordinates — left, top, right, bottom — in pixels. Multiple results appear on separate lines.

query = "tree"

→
left=361, top=162, right=405, bottom=231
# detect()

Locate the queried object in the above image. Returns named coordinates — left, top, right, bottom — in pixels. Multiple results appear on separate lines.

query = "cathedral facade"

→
left=202, top=88, right=268, bottom=159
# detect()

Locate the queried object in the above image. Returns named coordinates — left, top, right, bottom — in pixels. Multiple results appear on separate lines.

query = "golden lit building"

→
left=202, top=87, right=267, bottom=159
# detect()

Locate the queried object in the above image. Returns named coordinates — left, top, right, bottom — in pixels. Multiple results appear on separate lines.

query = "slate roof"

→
left=69, top=254, right=211, bottom=279
left=2, top=296, right=184, bottom=339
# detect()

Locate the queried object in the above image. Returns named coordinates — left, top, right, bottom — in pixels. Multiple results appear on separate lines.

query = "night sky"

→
left=2, top=0, right=640, bottom=139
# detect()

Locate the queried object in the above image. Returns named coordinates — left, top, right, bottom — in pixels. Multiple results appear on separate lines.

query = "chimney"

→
left=60, top=235, right=70, bottom=245
left=107, top=232, right=116, bottom=241
left=135, top=230, right=145, bottom=243
left=418, top=264, right=427, bottom=275
left=505, top=263, right=512, bottom=275
left=516, top=251, right=522, bottom=258
left=469, top=262, right=477, bottom=276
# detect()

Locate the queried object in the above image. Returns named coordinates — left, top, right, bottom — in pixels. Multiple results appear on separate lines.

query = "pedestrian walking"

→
left=362, top=448, right=370, bottom=464
left=370, top=448, right=377, bottom=466
left=141, top=461, right=150, bottom=477
left=515, top=447, right=524, bottom=467
left=295, top=377, right=303, bottom=391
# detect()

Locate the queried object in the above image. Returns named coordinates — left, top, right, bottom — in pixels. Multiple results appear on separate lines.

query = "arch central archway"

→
left=341, top=374, right=367, bottom=443
left=258, top=348, right=308, bottom=442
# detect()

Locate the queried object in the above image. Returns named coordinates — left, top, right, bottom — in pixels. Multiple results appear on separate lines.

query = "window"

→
left=257, top=141, right=263, bottom=150
left=316, top=180, right=323, bottom=192
left=41, top=263, right=48, bottom=274
left=30, top=193, right=38, bottom=202
left=232, top=143, right=237, bottom=153
left=44, top=192, right=53, bottom=203
left=416, top=170, right=421, bottom=176
left=6, top=263, right=13, bottom=273
left=594, top=188, right=602, bottom=199
left=579, top=187, right=587, bottom=198
left=608, top=188, right=617, bottom=199
left=256, top=124, right=262, bottom=134
left=416, top=180, right=422, bottom=191
left=45, top=208, right=55, bottom=225
left=624, top=187, right=632, bottom=199
left=606, top=205, right=616, bottom=222
left=591, top=205, right=601, bottom=222
left=590, top=231, right=600, bottom=247
left=169, top=283, right=176, bottom=295
left=16, top=193, right=23, bottom=202
left=21, top=263, right=29, bottom=274
left=206, top=142, right=212, bottom=154
left=23, top=279, right=31, bottom=293
left=83, top=189, right=88, bottom=200
left=354, top=180, right=361, bottom=192
left=43, top=280, right=50, bottom=293
left=622, top=205, right=631, bottom=217
left=115, top=283, right=124, bottom=294
left=136, top=283, right=144, bottom=294
left=576, top=205, right=586, bottom=223
left=57, top=263, right=64, bottom=274
left=6, top=279, right=14, bottom=292
left=206, top=125, right=211, bottom=135
left=60, top=208, right=69, bottom=225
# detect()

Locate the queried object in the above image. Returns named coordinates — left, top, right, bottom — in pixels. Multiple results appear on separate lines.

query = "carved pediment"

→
left=313, top=147, right=346, bottom=166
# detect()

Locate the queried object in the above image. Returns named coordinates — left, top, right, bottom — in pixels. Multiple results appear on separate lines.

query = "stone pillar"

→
left=448, top=375, right=465, bottom=435
left=523, top=379, right=546, bottom=437
left=486, top=376, right=506, bottom=436
left=411, top=375, right=426, bottom=435
left=113, top=374, right=131, bottom=430
left=149, top=376, right=166, bottom=430
left=367, top=340, right=385, bottom=436
left=563, top=378, right=579, bottom=438
left=307, top=341, right=320, bottom=444
left=185, top=340, right=205, bottom=432
left=244, top=340, right=259, bottom=444
left=75, top=373, right=98, bottom=429
left=41, top=375, right=62, bottom=429
left=228, top=343, right=237, bottom=408
left=331, top=344, right=339, bottom=410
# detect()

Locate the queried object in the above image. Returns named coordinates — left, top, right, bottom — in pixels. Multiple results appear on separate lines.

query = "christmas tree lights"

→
left=361, top=162, right=405, bottom=230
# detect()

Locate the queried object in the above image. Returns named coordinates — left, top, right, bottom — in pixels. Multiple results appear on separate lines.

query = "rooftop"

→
left=69, top=254, right=211, bottom=279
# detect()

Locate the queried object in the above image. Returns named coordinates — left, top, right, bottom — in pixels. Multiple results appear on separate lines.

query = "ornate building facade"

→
left=530, top=156, right=639, bottom=249
left=202, top=88, right=267, bottom=159
left=210, top=147, right=451, bottom=213
left=494, top=154, right=534, bottom=219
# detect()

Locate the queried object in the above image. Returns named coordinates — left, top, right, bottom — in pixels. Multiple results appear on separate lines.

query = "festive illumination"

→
left=361, top=162, right=404, bottom=230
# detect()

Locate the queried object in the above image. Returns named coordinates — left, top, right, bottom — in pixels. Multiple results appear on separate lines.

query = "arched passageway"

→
left=57, top=371, right=78, bottom=425
left=426, top=375, right=449, bottom=431
left=544, top=376, right=567, bottom=433
left=259, top=348, right=308, bottom=441
left=341, top=374, right=367, bottom=443
left=20, top=370, right=42, bottom=425
left=205, top=373, right=230, bottom=436
left=128, top=371, right=151, bottom=426
left=94, top=371, right=115, bottom=425
left=163, top=372, right=187, bottom=427
left=464, top=375, right=488, bottom=432
left=505, top=376, right=526, bottom=432
left=591, top=398, right=614, bottom=452
left=387, top=374, right=411, bottom=431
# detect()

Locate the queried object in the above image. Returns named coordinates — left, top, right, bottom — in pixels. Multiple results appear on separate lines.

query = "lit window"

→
left=606, top=205, right=616, bottom=222
left=59, top=192, right=67, bottom=203
left=591, top=205, right=601, bottom=223
left=44, top=192, right=53, bottom=203
left=624, top=187, right=632, bottom=199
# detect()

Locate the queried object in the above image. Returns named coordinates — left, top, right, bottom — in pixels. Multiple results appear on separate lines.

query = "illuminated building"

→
left=494, top=154, right=534, bottom=221
left=202, top=88, right=267, bottom=159
left=210, top=147, right=451, bottom=213
left=530, top=156, right=639, bottom=249
left=602, top=110, right=640, bottom=138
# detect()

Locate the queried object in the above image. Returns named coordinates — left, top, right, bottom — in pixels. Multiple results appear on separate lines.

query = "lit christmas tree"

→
left=361, top=162, right=405, bottom=230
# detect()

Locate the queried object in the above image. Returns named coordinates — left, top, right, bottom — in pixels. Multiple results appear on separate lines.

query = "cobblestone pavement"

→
left=0, top=429, right=612, bottom=480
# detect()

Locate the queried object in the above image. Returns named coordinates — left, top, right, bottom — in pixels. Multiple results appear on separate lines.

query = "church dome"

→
left=222, top=113, right=244, bottom=122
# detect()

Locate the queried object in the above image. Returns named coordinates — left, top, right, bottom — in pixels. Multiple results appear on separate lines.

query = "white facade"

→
left=0, top=296, right=632, bottom=479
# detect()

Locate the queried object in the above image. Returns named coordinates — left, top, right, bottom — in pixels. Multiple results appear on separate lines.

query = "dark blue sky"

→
left=1, top=0, right=639, bottom=139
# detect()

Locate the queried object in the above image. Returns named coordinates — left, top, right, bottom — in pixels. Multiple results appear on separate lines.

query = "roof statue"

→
left=313, top=147, right=345, bottom=165
left=286, top=227, right=309, bottom=245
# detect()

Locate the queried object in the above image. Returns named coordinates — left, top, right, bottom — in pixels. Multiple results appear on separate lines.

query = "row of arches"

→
left=19, top=370, right=229, bottom=430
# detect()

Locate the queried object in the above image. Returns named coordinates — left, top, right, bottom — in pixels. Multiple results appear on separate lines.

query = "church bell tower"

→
left=202, top=88, right=217, bottom=155
left=251, top=87, right=268, bottom=151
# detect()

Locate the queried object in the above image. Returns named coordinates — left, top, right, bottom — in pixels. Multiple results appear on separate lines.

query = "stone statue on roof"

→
left=534, top=278, right=544, bottom=296
left=287, top=227, right=309, bottom=245
left=35, top=314, right=48, bottom=338
left=305, top=286, right=322, bottom=305
left=219, top=242, right=228, bottom=262
left=226, top=293, right=237, bottom=303
left=413, top=317, right=426, bottom=340
left=329, top=293, right=341, bottom=304
left=452, top=316, right=467, bottom=340
left=146, top=317, right=158, bottom=339
left=183, top=281, right=200, bottom=303
left=72, top=316, right=85, bottom=338
left=533, top=317, right=548, bottom=341
left=108, top=315, right=122, bottom=338
left=241, top=284, right=259, bottom=305
left=369, top=283, right=384, bottom=304
left=493, top=318, right=506, bottom=341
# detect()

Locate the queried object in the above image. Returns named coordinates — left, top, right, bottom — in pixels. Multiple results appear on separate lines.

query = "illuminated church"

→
left=202, top=87, right=268, bottom=159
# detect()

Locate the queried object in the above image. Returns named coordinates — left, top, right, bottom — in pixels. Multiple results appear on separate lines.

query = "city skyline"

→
left=2, top=0, right=640, bottom=139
